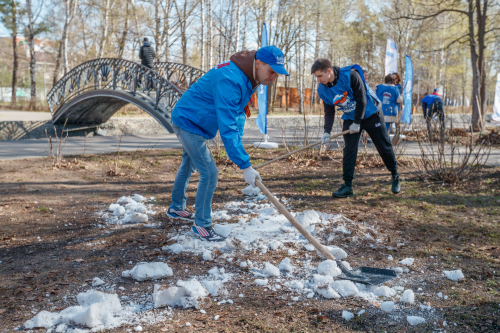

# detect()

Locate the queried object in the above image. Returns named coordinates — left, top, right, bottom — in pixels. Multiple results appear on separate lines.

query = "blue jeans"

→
left=170, top=123, right=218, bottom=227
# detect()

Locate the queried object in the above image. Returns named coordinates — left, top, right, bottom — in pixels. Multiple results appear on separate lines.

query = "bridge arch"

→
left=46, top=58, right=205, bottom=133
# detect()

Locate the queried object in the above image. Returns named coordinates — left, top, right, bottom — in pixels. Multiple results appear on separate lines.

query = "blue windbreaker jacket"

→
left=317, top=65, right=380, bottom=121
left=376, top=84, right=400, bottom=117
left=171, top=60, right=257, bottom=169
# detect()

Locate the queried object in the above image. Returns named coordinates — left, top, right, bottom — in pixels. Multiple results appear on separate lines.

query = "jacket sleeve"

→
left=324, top=103, right=336, bottom=134
left=350, top=69, right=367, bottom=124
left=139, top=46, right=143, bottom=59
left=213, top=77, right=251, bottom=169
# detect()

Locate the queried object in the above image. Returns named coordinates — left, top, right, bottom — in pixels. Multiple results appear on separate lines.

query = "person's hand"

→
left=321, top=132, right=331, bottom=144
left=243, top=167, right=262, bottom=188
left=349, top=123, right=360, bottom=134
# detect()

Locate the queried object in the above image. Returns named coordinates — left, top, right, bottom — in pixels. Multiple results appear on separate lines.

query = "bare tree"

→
left=52, top=0, right=78, bottom=85
left=0, top=0, right=21, bottom=108
left=200, top=0, right=205, bottom=70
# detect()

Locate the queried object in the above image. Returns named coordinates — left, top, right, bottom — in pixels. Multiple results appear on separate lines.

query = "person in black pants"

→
left=139, top=37, right=156, bottom=90
left=312, top=59, right=400, bottom=197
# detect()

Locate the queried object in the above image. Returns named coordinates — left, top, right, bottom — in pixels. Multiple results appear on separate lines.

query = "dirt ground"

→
left=0, top=147, right=499, bottom=332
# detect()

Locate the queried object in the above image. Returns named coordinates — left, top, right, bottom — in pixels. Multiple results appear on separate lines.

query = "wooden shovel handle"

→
left=254, top=130, right=349, bottom=170
left=255, top=179, right=337, bottom=261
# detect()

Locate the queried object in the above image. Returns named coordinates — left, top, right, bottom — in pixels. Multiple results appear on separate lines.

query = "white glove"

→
left=321, top=132, right=331, bottom=144
left=349, top=123, right=360, bottom=134
left=243, top=166, right=262, bottom=188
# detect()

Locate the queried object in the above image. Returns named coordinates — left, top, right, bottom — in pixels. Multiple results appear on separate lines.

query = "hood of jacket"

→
left=143, top=41, right=150, bottom=47
left=230, top=50, right=258, bottom=89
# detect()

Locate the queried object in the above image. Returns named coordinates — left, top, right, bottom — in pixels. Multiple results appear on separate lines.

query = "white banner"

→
left=385, top=38, right=398, bottom=76
left=493, top=73, right=500, bottom=121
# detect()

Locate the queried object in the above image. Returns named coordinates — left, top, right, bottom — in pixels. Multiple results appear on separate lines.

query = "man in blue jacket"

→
left=376, top=74, right=403, bottom=133
left=312, top=59, right=400, bottom=198
left=421, top=89, right=445, bottom=129
left=167, top=46, right=289, bottom=241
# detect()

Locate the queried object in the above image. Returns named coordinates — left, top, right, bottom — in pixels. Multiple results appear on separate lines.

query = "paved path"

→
left=1, top=125, right=499, bottom=167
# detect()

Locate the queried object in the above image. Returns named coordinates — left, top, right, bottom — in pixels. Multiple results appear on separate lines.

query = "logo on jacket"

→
left=332, top=91, right=348, bottom=105
left=216, top=61, right=230, bottom=69
left=382, top=92, right=392, bottom=104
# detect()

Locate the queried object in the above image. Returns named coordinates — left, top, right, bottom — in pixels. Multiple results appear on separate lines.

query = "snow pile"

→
left=443, top=269, right=464, bottom=281
left=100, top=195, right=156, bottom=225
left=122, top=262, right=173, bottom=281
left=278, top=257, right=295, bottom=273
left=331, top=280, right=359, bottom=297
left=263, top=262, right=280, bottom=277
left=255, top=279, right=268, bottom=286
left=400, top=289, right=415, bottom=304
left=342, top=310, right=354, bottom=321
left=380, top=301, right=395, bottom=312
left=407, top=316, right=426, bottom=325
left=317, top=260, right=342, bottom=278
left=154, top=279, right=208, bottom=309
left=374, top=286, right=396, bottom=297
left=200, top=267, right=232, bottom=297
left=241, top=185, right=262, bottom=196
left=92, top=277, right=105, bottom=286
left=24, top=290, right=123, bottom=330
left=399, top=258, right=414, bottom=266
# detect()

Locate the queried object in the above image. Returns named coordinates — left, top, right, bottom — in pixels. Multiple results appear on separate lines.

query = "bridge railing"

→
left=46, top=58, right=184, bottom=119
left=154, top=61, right=206, bottom=92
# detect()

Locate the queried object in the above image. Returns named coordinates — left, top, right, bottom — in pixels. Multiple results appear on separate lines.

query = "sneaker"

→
left=192, top=223, right=226, bottom=242
left=166, top=207, right=195, bottom=222
left=332, top=184, right=353, bottom=198
left=391, top=174, right=401, bottom=194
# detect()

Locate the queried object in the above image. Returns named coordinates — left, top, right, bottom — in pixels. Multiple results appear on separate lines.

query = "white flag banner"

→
left=385, top=38, right=398, bottom=76
left=493, top=73, right=500, bottom=121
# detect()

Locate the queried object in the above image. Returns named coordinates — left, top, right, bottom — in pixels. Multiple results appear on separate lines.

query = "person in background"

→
left=421, top=88, right=445, bottom=130
left=376, top=74, right=403, bottom=133
left=139, top=37, right=155, bottom=68
left=139, top=38, right=156, bottom=90
left=311, top=59, right=401, bottom=198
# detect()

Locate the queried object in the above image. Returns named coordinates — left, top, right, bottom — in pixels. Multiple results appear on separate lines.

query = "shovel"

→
left=255, top=179, right=397, bottom=285
left=254, top=130, right=350, bottom=170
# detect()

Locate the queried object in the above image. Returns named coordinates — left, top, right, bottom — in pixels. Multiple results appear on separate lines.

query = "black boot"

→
left=332, top=184, right=353, bottom=198
left=392, top=174, right=401, bottom=194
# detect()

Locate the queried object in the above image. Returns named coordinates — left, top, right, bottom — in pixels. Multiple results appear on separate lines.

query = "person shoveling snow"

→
left=166, top=45, right=289, bottom=242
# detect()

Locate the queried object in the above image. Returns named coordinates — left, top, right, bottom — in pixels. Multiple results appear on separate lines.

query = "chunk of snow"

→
left=278, top=257, right=294, bottom=273
left=239, top=261, right=247, bottom=268
left=374, top=286, right=396, bottom=297
left=357, top=309, right=365, bottom=316
left=340, top=261, right=352, bottom=270
left=407, top=316, right=425, bottom=325
left=213, top=224, right=234, bottom=238
left=128, top=212, right=148, bottom=223
left=380, top=301, right=395, bottom=312
left=401, top=290, right=415, bottom=304
left=202, top=250, right=213, bottom=261
left=113, top=206, right=125, bottom=216
left=342, top=311, right=354, bottom=321
left=214, top=315, right=220, bottom=321
left=255, top=279, right=268, bottom=286
left=387, top=255, right=393, bottom=261
left=295, top=210, right=321, bottom=228
left=241, top=185, right=261, bottom=196
left=443, top=269, right=464, bottom=281
left=331, top=280, right=359, bottom=297
left=263, top=262, right=280, bottom=277
left=312, top=274, right=334, bottom=287
left=92, top=277, right=105, bottom=287
left=134, top=325, right=143, bottom=331
left=392, top=267, right=403, bottom=274
left=288, top=249, right=298, bottom=256
left=420, top=304, right=432, bottom=311
left=316, top=286, right=341, bottom=299
left=122, top=262, right=173, bottom=281
left=304, top=244, right=315, bottom=251
left=289, top=281, right=304, bottom=290
left=317, top=260, right=342, bottom=278
left=167, top=243, right=184, bottom=254
left=154, top=279, right=208, bottom=309
left=399, top=258, right=414, bottom=266
left=133, top=194, right=146, bottom=202
left=437, top=292, right=443, bottom=298
left=108, top=203, right=120, bottom=212
left=323, top=246, right=348, bottom=260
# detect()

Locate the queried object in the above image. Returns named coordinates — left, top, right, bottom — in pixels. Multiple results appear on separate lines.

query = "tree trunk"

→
left=117, top=0, right=129, bottom=58
left=234, top=0, right=240, bottom=52
left=154, top=0, right=161, bottom=57
left=98, top=0, right=111, bottom=58
left=26, top=0, right=37, bottom=110
left=207, top=0, right=212, bottom=67
left=241, top=5, right=247, bottom=51
left=10, top=0, right=18, bottom=109
left=200, top=0, right=205, bottom=70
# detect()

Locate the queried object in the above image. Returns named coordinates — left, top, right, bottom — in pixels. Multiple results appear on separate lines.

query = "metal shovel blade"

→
left=338, top=262, right=397, bottom=285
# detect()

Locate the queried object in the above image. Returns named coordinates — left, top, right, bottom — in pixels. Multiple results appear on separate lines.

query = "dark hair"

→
left=392, top=73, right=401, bottom=85
left=385, top=74, right=395, bottom=84
left=311, top=59, right=333, bottom=74
left=144, top=37, right=149, bottom=42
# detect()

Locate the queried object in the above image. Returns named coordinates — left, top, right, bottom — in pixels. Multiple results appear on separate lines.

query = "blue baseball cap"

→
left=256, top=45, right=289, bottom=76
left=433, top=88, right=438, bottom=92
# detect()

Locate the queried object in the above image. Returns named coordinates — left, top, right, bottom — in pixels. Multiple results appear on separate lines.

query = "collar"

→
left=323, top=66, right=340, bottom=88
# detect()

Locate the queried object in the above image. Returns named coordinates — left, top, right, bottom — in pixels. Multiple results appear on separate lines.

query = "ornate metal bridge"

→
left=46, top=58, right=206, bottom=133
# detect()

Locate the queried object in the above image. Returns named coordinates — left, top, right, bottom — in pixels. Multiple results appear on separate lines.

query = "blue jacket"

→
left=376, top=84, right=400, bottom=117
left=172, top=60, right=257, bottom=169
left=317, top=65, right=379, bottom=121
